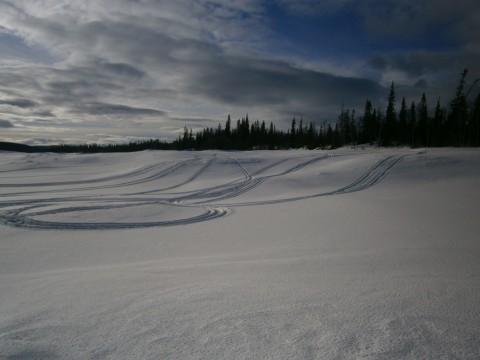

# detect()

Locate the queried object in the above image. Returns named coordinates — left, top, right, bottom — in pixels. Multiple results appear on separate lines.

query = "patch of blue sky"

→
left=263, top=3, right=458, bottom=60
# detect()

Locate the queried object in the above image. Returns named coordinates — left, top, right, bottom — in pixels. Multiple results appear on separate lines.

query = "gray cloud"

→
left=1, top=2, right=382, bottom=129
left=188, top=56, right=384, bottom=114
left=73, top=103, right=167, bottom=117
left=273, top=0, right=355, bottom=16
left=366, top=52, right=458, bottom=78
left=98, top=61, right=146, bottom=79
left=0, top=119, right=14, bottom=128
left=359, top=0, right=480, bottom=43
left=0, top=98, right=38, bottom=108
left=0, top=0, right=478, bottom=144
left=33, top=110, right=56, bottom=117
left=365, top=50, right=480, bottom=94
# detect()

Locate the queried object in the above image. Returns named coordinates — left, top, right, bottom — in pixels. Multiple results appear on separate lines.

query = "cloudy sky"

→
left=0, top=0, right=479, bottom=144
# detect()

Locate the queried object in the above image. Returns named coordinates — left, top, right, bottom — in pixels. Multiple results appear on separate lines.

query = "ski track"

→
left=0, top=153, right=407, bottom=230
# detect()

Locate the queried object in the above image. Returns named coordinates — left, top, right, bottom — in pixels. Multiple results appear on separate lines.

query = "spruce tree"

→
left=398, top=97, right=408, bottom=144
left=290, top=117, right=296, bottom=148
left=432, top=99, right=445, bottom=147
left=225, top=114, right=231, bottom=136
left=384, top=81, right=397, bottom=146
left=448, top=69, right=468, bottom=146
left=417, top=93, right=428, bottom=146
left=361, top=99, right=374, bottom=144
left=408, top=101, right=417, bottom=146
left=471, top=93, right=480, bottom=146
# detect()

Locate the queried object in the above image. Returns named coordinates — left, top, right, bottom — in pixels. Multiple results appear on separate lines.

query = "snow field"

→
left=0, top=148, right=479, bottom=359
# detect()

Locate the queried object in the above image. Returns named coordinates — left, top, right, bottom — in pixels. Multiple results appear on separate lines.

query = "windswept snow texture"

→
left=0, top=148, right=479, bottom=359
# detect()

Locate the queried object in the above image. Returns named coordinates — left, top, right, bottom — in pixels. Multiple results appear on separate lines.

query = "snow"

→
left=0, top=148, right=479, bottom=359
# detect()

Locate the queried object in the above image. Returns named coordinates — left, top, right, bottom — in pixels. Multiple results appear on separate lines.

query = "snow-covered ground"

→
left=0, top=148, right=479, bottom=359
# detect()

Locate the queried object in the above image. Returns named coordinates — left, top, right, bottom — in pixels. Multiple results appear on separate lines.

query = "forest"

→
left=175, top=69, right=479, bottom=150
left=1, top=69, right=478, bottom=153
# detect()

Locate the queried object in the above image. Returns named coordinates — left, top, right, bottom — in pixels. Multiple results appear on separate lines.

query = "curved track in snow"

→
left=0, top=202, right=228, bottom=230
left=209, top=154, right=407, bottom=207
left=0, top=152, right=407, bottom=230
left=331, top=155, right=405, bottom=194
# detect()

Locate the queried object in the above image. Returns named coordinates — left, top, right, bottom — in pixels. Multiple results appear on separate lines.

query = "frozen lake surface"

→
left=1, top=148, right=479, bottom=359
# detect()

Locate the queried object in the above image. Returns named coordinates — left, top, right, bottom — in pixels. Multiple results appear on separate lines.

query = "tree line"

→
left=342, top=69, right=480, bottom=148
left=175, top=68, right=479, bottom=150
left=1, top=69, right=478, bottom=153
left=173, top=114, right=327, bottom=150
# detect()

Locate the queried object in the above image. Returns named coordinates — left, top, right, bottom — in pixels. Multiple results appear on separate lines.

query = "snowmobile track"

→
left=0, top=153, right=407, bottom=230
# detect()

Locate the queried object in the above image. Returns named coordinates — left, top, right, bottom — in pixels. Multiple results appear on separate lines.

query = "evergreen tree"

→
left=448, top=69, right=469, bottom=146
left=408, top=101, right=417, bottom=146
left=384, top=81, right=397, bottom=145
left=417, top=93, right=428, bottom=146
left=398, top=97, right=408, bottom=144
left=471, top=93, right=480, bottom=146
left=298, top=117, right=304, bottom=147
left=432, top=99, right=445, bottom=147
left=306, top=122, right=316, bottom=149
left=350, top=109, right=357, bottom=145
left=338, top=106, right=354, bottom=145
left=361, top=99, right=375, bottom=144
left=466, top=80, right=479, bottom=146
left=225, top=114, right=231, bottom=136
left=290, top=117, right=296, bottom=147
